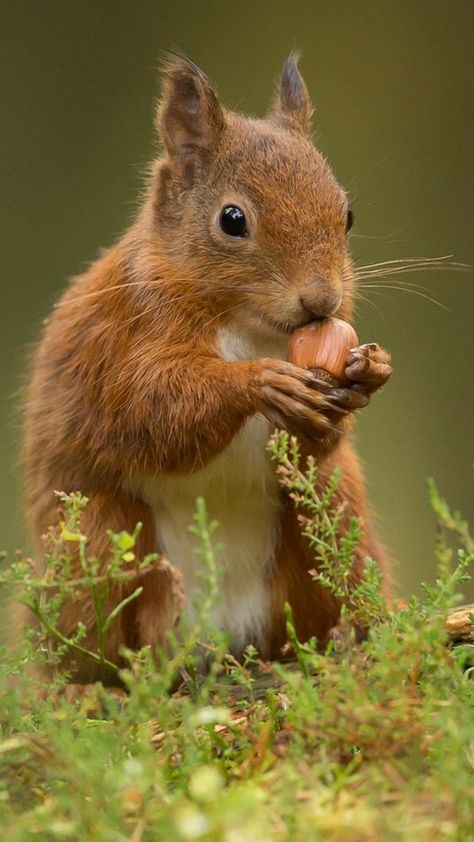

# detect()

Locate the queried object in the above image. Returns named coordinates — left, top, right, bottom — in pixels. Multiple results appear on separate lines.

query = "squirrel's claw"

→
left=344, top=343, right=392, bottom=393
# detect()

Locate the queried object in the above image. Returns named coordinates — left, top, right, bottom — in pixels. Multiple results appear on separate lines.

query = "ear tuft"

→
left=271, top=51, right=313, bottom=136
left=157, top=54, right=225, bottom=158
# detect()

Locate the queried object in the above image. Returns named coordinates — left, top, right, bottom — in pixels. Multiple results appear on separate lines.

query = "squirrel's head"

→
left=149, top=53, right=354, bottom=333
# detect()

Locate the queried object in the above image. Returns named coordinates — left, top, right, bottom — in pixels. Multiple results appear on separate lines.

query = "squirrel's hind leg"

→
left=266, top=441, right=391, bottom=658
left=37, top=493, right=182, bottom=686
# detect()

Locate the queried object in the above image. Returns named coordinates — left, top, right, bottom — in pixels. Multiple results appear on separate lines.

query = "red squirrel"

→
left=22, top=54, right=392, bottom=684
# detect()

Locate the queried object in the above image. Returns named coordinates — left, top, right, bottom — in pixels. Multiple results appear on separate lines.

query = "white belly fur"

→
left=132, top=324, right=288, bottom=653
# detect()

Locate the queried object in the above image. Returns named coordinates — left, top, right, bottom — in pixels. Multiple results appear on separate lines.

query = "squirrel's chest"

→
left=135, top=325, right=288, bottom=653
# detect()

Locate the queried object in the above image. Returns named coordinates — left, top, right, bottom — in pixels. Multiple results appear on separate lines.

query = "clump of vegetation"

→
left=0, top=432, right=472, bottom=841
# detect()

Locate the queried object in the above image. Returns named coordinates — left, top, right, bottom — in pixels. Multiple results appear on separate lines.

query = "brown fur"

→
left=21, top=54, right=392, bottom=683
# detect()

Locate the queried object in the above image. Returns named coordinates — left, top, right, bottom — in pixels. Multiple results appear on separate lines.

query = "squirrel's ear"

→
left=270, top=52, right=313, bottom=136
left=157, top=55, right=225, bottom=158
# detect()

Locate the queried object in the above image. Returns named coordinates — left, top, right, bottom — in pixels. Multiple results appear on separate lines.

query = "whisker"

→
left=355, top=284, right=450, bottom=311
left=354, top=254, right=457, bottom=272
left=358, top=282, right=429, bottom=300
left=355, top=259, right=472, bottom=282
left=53, top=282, right=146, bottom=307
left=55, top=281, right=248, bottom=310
left=53, top=281, right=217, bottom=308
left=119, top=305, right=159, bottom=327
left=364, top=278, right=435, bottom=289
left=199, top=300, right=246, bottom=332
left=349, top=224, right=407, bottom=241
left=357, top=276, right=443, bottom=297
left=352, top=290, right=382, bottom=316
left=356, top=265, right=456, bottom=279
left=355, top=265, right=472, bottom=286
left=269, top=274, right=291, bottom=292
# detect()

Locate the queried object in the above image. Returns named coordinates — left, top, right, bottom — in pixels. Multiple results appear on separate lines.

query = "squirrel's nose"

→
left=299, top=291, right=342, bottom=320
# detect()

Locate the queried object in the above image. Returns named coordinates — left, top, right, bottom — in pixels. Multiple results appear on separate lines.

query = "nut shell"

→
left=288, top=317, right=359, bottom=385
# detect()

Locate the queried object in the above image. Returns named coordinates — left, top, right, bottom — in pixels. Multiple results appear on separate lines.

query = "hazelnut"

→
left=288, top=317, right=359, bottom=386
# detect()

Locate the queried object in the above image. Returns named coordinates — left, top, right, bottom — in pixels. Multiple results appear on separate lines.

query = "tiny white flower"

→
left=176, top=806, right=211, bottom=839
left=189, top=765, right=224, bottom=803
left=191, top=706, right=231, bottom=726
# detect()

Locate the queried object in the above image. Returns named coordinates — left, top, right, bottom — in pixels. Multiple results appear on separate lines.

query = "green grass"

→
left=0, top=433, right=473, bottom=841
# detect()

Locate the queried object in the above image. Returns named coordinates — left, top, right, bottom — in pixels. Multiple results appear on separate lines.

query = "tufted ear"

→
left=157, top=55, right=225, bottom=158
left=270, top=52, right=313, bottom=136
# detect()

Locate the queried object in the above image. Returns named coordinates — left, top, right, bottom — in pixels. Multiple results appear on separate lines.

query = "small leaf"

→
left=115, top=531, right=136, bottom=551
left=60, top=525, right=86, bottom=543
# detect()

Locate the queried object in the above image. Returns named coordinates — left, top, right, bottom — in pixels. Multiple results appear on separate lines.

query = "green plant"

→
left=268, top=431, right=388, bottom=629
left=0, top=437, right=472, bottom=841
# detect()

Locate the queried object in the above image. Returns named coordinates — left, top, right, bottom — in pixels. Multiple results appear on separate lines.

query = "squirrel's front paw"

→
left=255, top=358, right=344, bottom=441
left=345, top=343, right=392, bottom=395
left=321, top=343, right=392, bottom=415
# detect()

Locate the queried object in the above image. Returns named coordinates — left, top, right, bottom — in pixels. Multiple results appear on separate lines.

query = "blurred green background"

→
left=1, top=0, right=473, bottom=598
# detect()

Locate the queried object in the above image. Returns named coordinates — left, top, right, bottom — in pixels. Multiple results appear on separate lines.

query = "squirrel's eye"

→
left=219, top=206, right=248, bottom=238
left=346, top=209, right=354, bottom=233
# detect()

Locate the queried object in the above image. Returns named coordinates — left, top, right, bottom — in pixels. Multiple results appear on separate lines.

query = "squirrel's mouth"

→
left=256, top=311, right=296, bottom=335
left=256, top=309, right=319, bottom=336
